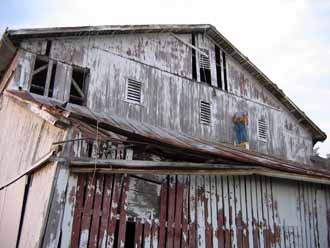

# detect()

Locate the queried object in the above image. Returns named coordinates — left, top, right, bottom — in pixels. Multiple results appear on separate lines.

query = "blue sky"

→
left=1, top=0, right=329, bottom=156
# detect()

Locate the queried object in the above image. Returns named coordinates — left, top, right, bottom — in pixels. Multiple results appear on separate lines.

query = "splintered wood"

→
left=69, top=173, right=330, bottom=248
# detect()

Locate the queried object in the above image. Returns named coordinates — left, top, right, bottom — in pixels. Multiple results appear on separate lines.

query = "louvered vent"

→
left=258, top=119, right=267, bottom=141
left=200, top=101, right=211, bottom=125
left=126, top=79, right=142, bottom=104
left=199, top=48, right=210, bottom=69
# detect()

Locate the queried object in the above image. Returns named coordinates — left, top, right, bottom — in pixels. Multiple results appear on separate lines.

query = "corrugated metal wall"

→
left=63, top=173, right=330, bottom=248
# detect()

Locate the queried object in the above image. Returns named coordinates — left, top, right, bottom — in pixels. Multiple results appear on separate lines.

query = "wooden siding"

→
left=13, top=33, right=313, bottom=165
left=64, top=173, right=330, bottom=248
left=0, top=95, right=66, bottom=247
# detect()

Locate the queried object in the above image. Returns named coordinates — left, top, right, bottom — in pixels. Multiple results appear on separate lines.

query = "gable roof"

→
left=4, top=24, right=327, bottom=143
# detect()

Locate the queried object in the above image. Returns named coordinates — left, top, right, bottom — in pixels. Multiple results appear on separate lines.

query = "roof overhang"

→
left=4, top=89, right=330, bottom=184
left=5, top=24, right=326, bottom=143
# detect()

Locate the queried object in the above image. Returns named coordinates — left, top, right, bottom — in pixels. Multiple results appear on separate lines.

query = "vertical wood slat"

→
left=107, top=174, right=121, bottom=247
left=174, top=176, right=184, bottom=248
left=89, top=175, right=104, bottom=248
left=216, top=175, right=225, bottom=248
left=117, top=174, right=129, bottom=248
left=235, top=176, right=243, bottom=248
left=189, top=176, right=197, bottom=248
left=151, top=220, right=159, bottom=248
left=158, top=179, right=168, bottom=248
left=222, top=176, right=231, bottom=248
left=204, top=175, right=213, bottom=248
left=134, top=220, right=143, bottom=248
left=210, top=175, right=218, bottom=248
left=98, top=175, right=114, bottom=248
left=71, top=175, right=86, bottom=248
left=167, top=175, right=176, bottom=248
left=181, top=176, right=189, bottom=248
left=144, top=220, right=152, bottom=248
left=196, top=176, right=205, bottom=248
left=61, top=175, right=78, bottom=248
left=79, top=175, right=97, bottom=248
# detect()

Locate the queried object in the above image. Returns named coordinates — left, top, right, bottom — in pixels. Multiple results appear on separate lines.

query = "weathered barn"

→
left=0, top=24, right=329, bottom=248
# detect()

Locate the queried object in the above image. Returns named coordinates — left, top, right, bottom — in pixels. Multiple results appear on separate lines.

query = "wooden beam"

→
left=71, top=78, right=85, bottom=97
left=44, top=60, right=54, bottom=97
left=32, top=64, right=48, bottom=76
left=170, top=33, right=209, bottom=57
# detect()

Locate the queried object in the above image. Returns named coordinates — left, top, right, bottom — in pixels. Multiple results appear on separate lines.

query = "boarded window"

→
left=69, top=67, right=88, bottom=106
left=200, top=101, right=211, bottom=125
left=126, top=79, right=142, bottom=104
left=258, top=118, right=268, bottom=141
left=30, top=57, right=56, bottom=97
left=199, top=48, right=211, bottom=85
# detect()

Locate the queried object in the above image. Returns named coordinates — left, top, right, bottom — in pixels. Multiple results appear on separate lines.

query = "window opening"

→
left=69, top=67, right=88, bottom=105
left=222, top=51, right=228, bottom=91
left=30, top=57, right=49, bottom=95
left=192, top=34, right=197, bottom=80
left=215, top=45, right=222, bottom=89
left=199, top=48, right=211, bottom=85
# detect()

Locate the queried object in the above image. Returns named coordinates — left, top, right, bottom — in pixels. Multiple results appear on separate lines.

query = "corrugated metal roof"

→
left=5, top=89, right=330, bottom=181
left=5, top=24, right=326, bottom=143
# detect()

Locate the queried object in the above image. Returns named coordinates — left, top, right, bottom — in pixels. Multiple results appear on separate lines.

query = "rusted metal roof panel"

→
left=4, top=90, right=330, bottom=181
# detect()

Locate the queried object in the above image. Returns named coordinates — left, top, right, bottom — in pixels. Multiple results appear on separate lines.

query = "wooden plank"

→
left=52, top=62, right=72, bottom=102
left=196, top=175, right=206, bottom=248
left=44, top=60, right=54, bottom=97
left=79, top=175, right=96, bottom=248
left=98, top=175, right=113, bottom=248
left=158, top=179, right=168, bottom=248
left=89, top=175, right=104, bottom=248
left=61, top=175, right=78, bottom=248
left=222, top=176, right=231, bottom=248
left=235, top=176, right=243, bottom=248
left=151, top=220, right=159, bottom=248
left=144, top=219, right=152, bottom=248
left=228, top=176, right=237, bottom=248
left=210, top=175, right=218, bottom=248
left=134, top=220, right=143, bottom=248
left=167, top=175, right=176, bottom=248
left=181, top=176, right=189, bottom=248
left=117, top=174, right=129, bottom=248
left=250, top=175, right=260, bottom=248
left=216, top=175, right=225, bottom=248
left=204, top=175, right=213, bottom=248
left=71, top=175, right=86, bottom=248
left=107, top=174, right=121, bottom=247
left=174, top=176, right=184, bottom=248
left=189, top=176, right=197, bottom=248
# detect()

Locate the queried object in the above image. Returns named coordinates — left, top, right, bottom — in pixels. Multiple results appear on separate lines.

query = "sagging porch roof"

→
left=4, top=24, right=327, bottom=143
left=4, top=89, right=330, bottom=183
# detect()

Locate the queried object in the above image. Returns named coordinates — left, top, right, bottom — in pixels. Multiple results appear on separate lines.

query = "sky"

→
left=1, top=0, right=329, bottom=156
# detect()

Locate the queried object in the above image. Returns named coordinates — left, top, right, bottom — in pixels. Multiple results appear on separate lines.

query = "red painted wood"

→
left=80, top=175, right=97, bottom=246
left=117, top=174, right=129, bottom=248
left=173, top=182, right=184, bottom=248
left=98, top=175, right=113, bottom=248
left=151, top=220, right=158, bottom=248
left=144, top=220, right=152, bottom=246
left=108, top=174, right=121, bottom=247
left=71, top=174, right=86, bottom=248
left=135, top=220, right=143, bottom=248
left=158, top=180, right=168, bottom=248
left=89, top=175, right=104, bottom=248
left=181, top=178, right=189, bottom=248
left=217, top=209, right=225, bottom=248
left=167, top=176, right=176, bottom=248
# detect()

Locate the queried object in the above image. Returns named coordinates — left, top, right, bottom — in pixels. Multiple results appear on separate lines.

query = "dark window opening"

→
left=222, top=51, right=228, bottom=91
left=199, top=48, right=211, bottom=85
left=191, top=34, right=197, bottom=80
left=125, top=221, right=136, bottom=248
left=45, top=40, right=52, bottom=56
left=30, top=57, right=48, bottom=95
left=215, top=45, right=222, bottom=89
left=69, top=67, right=88, bottom=105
